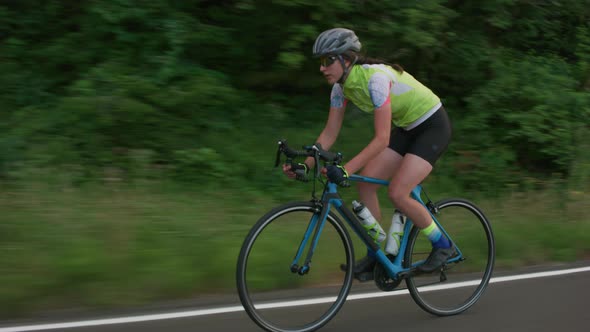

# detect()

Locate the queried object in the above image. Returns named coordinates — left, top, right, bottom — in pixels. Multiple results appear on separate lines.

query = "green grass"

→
left=0, top=179, right=589, bottom=318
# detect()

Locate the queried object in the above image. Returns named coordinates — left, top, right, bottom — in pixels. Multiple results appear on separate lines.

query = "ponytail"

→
left=342, top=51, right=404, bottom=73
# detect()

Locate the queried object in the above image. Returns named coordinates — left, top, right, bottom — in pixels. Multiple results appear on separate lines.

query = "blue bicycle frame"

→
left=290, top=174, right=463, bottom=280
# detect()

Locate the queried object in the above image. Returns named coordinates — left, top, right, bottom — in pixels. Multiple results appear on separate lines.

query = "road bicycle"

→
left=236, top=140, right=495, bottom=332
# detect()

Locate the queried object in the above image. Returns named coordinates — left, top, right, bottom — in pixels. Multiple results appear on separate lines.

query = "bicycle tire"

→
left=404, top=198, right=495, bottom=316
left=236, top=201, right=354, bottom=332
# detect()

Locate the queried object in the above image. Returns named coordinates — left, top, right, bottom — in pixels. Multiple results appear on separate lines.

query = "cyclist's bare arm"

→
left=304, top=105, right=346, bottom=168
left=282, top=105, right=344, bottom=178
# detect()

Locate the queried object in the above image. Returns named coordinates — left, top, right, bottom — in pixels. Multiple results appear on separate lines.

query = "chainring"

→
left=374, top=254, right=403, bottom=291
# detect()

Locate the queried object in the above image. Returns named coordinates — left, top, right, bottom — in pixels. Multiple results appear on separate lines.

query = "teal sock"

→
left=423, top=221, right=451, bottom=249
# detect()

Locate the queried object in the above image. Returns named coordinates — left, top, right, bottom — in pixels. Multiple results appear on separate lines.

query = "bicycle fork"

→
left=290, top=201, right=327, bottom=275
left=289, top=183, right=383, bottom=277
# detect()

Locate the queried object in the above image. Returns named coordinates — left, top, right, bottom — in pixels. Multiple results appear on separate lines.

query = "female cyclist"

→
left=283, top=28, right=454, bottom=279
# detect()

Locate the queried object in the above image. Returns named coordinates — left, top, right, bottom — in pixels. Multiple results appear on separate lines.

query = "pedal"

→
left=355, top=271, right=374, bottom=282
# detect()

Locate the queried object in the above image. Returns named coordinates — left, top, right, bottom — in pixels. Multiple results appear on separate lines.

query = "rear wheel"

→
left=404, top=198, right=495, bottom=316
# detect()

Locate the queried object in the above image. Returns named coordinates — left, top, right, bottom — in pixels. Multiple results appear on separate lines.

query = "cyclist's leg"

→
left=390, top=158, right=454, bottom=273
left=341, top=128, right=410, bottom=281
left=343, top=132, right=404, bottom=279
left=357, top=124, right=412, bottom=220
left=357, top=147, right=403, bottom=221
left=389, top=106, right=451, bottom=229
left=388, top=107, right=454, bottom=272
left=344, top=148, right=402, bottom=278
left=388, top=153, right=433, bottom=229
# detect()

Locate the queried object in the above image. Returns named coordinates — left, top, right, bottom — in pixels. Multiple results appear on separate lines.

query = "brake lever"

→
left=275, top=140, right=286, bottom=167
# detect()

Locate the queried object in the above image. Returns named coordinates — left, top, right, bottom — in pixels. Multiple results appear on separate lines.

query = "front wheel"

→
left=404, top=198, right=495, bottom=316
left=236, top=201, right=354, bottom=332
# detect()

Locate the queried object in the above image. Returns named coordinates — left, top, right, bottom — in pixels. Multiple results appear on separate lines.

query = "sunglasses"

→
left=320, top=55, right=338, bottom=67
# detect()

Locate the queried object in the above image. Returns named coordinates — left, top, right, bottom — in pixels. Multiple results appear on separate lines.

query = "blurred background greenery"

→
left=0, top=0, right=589, bottom=318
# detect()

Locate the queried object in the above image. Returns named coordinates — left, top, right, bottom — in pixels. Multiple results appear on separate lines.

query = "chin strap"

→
left=336, top=54, right=358, bottom=85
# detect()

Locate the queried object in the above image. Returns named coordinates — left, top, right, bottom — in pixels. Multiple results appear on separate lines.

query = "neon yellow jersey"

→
left=338, top=64, right=441, bottom=128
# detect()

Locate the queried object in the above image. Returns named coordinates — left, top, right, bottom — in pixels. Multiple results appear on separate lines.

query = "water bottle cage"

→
left=363, top=223, right=381, bottom=243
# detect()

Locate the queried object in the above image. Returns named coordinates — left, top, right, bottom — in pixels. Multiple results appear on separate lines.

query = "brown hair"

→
left=342, top=51, right=404, bottom=73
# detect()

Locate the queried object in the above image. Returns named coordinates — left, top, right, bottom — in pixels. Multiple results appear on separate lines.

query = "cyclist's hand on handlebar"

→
left=325, top=165, right=350, bottom=187
left=282, top=163, right=309, bottom=181
left=282, top=164, right=296, bottom=179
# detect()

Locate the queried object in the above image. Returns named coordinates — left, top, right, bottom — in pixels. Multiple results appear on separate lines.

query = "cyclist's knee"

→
left=388, top=187, right=411, bottom=208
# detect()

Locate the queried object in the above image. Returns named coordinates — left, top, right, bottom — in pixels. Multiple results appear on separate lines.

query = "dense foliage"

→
left=1, top=0, right=589, bottom=192
left=1, top=1, right=589, bottom=317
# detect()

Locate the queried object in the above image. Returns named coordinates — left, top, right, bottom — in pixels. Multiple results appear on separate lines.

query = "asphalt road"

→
left=2, top=262, right=589, bottom=332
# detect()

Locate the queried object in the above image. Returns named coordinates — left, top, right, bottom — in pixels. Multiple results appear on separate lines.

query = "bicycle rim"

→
left=405, top=198, right=495, bottom=316
left=236, top=202, right=354, bottom=332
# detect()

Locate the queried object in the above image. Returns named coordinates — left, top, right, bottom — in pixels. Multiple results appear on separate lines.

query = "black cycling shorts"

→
left=388, top=106, right=452, bottom=166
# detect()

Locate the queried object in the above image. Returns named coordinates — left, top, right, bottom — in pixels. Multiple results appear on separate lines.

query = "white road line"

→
left=1, top=266, right=589, bottom=332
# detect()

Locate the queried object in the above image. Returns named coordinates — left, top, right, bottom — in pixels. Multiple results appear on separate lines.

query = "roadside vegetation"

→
left=1, top=0, right=588, bottom=318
